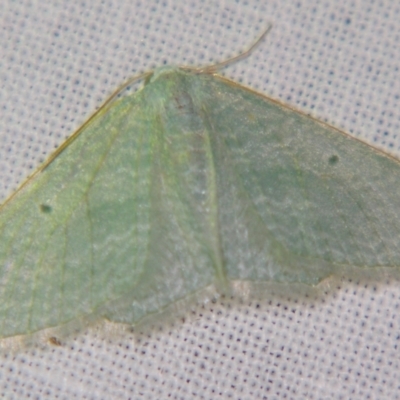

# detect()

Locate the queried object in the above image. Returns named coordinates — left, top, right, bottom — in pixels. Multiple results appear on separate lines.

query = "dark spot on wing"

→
left=40, top=204, right=52, bottom=213
left=328, top=155, right=339, bottom=165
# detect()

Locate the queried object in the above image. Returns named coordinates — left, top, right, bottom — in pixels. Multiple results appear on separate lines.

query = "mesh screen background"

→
left=1, top=0, right=400, bottom=399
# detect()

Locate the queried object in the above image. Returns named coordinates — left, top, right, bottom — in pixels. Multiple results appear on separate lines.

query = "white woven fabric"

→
left=1, top=0, right=400, bottom=399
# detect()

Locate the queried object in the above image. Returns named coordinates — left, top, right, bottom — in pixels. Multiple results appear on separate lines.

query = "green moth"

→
left=1, top=28, right=400, bottom=342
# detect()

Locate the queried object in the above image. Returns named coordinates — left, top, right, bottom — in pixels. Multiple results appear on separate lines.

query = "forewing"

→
left=200, top=74, right=400, bottom=284
left=0, top=94, right=154, bottom=338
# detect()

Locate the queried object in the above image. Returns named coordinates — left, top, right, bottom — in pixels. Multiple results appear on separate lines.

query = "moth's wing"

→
left=0, top=74, right=224, bottom=340
left=0, top=94, right=154, bottom=338
left=200, top=75, right=400, bottom=285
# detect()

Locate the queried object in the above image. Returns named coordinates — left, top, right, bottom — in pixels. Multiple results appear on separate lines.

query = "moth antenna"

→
left=189, top=23, right=273, bottom=74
